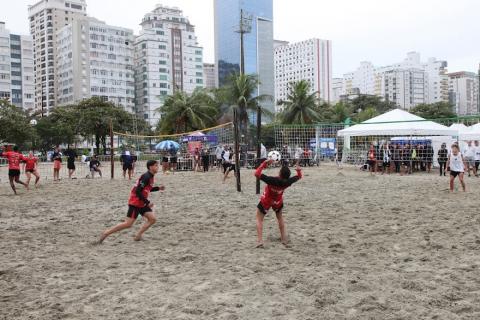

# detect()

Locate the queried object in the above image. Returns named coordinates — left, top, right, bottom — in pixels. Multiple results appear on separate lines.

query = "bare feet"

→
left=255, top=242, right=264, bottom=248
left=133, top=235, right=143, bottom=242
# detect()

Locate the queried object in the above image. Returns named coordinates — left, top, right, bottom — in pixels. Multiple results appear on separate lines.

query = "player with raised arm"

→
left=254, top=158, right=302, bottom=248
left=97, top=160, right=164, bottom=243
left=0, top=145, right=28, bottom=194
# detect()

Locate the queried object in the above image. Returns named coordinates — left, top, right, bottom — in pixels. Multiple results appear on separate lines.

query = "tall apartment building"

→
left=56, top=17, right=135, bottom=113
left=134, top=4, right=204, bottom=126
left=203, top=63, right=217, bottom=89
left=28, top=0, right=87, bottom=115
left=274, top=39, right=332, bottom=106
left=0, top=22, right=34, bottom=110
left=383, top=68, right=427, bottom=110
left=331, top=78, right=343, bottom=104
left=339, top=52, right=448, bottom=107
left=214, top=0, right=275, bottom=115
left=448, top=71, right=479, bottom=116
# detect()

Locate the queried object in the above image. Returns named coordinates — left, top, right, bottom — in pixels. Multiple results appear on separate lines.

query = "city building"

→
left=0, top=22, right=34, bottom=110
left=134, top=4, right=204, bottom=126
left=203, top=63, right=217, bottom=89
left=28, top=0, right=87, bottom=115
left=214, top=0, right=274, bottom=114
left=56, top=17, right=135, bottom=113
left=338, top=52, right=448, bottom=108
left=331, top=78, right=343, bottom=104
left=274, top=39, right=332, bottom=107
left=383, top=68, right=427, bottom=110
left=448, top=71, right=479, bottom=116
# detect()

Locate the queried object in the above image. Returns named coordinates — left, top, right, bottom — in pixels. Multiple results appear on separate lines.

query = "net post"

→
left=256, top=105, right=261, bottom=194
left=110, top=119, right=114, bottom=179
left=233, top=108, right=241, bottom=192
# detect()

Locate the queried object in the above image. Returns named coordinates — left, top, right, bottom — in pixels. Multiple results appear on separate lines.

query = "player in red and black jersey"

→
left=0, top=145, right=28, bottom=194
left=97, top=160, right=165, bottom=243
left=254, top=159, right=303, bottom=248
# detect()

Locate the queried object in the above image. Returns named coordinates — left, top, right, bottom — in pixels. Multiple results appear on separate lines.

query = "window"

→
left=159, top=60, right=166, bottom=65
left=159, top=75, right=167, bottom=80
left=156, top=31, right=164, bottom=35
left=159, top=45, right=166, bottom=50
left=159, top=83, right=167, bottom=88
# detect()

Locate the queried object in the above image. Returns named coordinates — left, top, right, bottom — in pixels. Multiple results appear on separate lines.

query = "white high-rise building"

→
left=339, top=52, right=448, bottom=107
left=56, top=17, right=135, bottom=113
left=448, top=71, right=479, bottom=116
left=0, top=22, right=34, bottom=110
left=134, top=5, right=204, bottom=126
left=274, top=39, right=332, bottom=107
left=28, top=0, right=87, bottom=115
left=383, top=68, right=427, bottom=110
left=331, top=78, right=344, bottom=103
left=203, top=63, right=217, bottom=89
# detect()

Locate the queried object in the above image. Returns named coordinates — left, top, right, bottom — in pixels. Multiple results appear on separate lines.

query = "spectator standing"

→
left=463, top=141, right=476, bottom=177
left=437, top=143, right=448, bottom=176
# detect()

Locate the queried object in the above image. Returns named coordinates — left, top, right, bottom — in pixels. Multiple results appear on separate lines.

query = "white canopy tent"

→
left=337, top=109, right=457, bottom=137
left=460, top=123, right=480, bottom=140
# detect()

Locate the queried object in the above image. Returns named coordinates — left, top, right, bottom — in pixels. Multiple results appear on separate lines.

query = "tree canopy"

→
left=0, top=99, right=33, bottom=148
left=410, top=102, right=456, bottom=119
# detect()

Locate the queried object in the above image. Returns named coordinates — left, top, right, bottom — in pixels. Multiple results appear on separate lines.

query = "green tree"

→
left=350, top=95, right=396, bottom=115
left=410, top=102, right=456, bottom=119
left=221, top=73, right=272, bottom=136
left=34, top=106, right=77, bottom=151
left=278, top=80, right=322, bottom=124
left=318, top=101, right=352, bottom=123
left=157, top=89, right=219, bottom=134
left=73, top=97, right=150, bottom=154
left=0, top=99, right=33, bottom=148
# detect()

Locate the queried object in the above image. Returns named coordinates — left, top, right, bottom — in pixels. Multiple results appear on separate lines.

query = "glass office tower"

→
left=214, top=0, right=274, bottom=114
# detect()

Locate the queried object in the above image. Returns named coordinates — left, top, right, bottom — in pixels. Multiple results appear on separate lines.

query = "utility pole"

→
left=232, top=9, right=252, bottom=192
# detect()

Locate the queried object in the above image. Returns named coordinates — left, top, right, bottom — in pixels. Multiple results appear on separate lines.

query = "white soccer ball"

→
left=268, top=150, right=281, bottom=162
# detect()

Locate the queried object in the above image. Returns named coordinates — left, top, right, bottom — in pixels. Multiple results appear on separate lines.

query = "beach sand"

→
left=1, top=164, right=480, bottom=319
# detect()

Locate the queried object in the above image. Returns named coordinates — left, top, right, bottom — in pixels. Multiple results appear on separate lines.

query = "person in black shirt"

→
left=438, top=143, right=448, bottom=176
left=89, top=155, right=102, bottom=178
left=201, top=148, right=210, bottom=172
left=65, top=148, right=77, bottom=179
left=120, top=151, right=134, bottom=180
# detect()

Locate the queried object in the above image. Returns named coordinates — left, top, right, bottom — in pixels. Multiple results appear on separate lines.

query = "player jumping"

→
left=97, top=160, right=164, bottom=243
left=254, top=159, right=303, bottom=248
left=0, top=145, right=29, bottom=194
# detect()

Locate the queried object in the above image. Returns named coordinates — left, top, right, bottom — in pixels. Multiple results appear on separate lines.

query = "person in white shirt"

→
left=474, top=140, right=480, bottom=177
left=215, top=145, right=224, bottom=171
left=222, top=147, right=231, bottom=174
left=463, top=141, right=476, bottom=177
left=447, top=144, right=467, bottom=192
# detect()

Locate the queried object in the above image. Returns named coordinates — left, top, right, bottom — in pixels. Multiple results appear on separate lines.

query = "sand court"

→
left=1, top=165, right=480, bottom=319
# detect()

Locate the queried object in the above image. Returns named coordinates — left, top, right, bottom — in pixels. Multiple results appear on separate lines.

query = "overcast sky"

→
left=2, top=0, right=479, bottom=76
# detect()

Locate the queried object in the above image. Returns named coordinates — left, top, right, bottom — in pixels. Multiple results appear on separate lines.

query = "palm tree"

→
left=158, top=89, right=219, bottom=134
left=221, top=73, right=273, bottom=137
left=279, top=80, right=322, bottom=124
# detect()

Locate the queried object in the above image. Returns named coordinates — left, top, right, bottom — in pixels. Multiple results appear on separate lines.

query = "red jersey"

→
left=254, top=161, right=302, bottom=207
left=0, top=151, right=26, bottom=170
left=128, top=171, right=155, bottom=208
left=24, top=157, right=38, bottom=170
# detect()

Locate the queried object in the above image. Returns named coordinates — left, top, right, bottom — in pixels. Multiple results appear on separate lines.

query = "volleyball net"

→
left=110, top=122, right=235, bottom=172
left=271, top=116, right=480, bottom=168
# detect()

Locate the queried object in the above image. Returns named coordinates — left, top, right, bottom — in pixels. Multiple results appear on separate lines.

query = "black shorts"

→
left=68, top=162, right=75, bottom=170
left=367, top=160, right=376, bottom=167
left=162, top=157, right=168, bottom=163
left=257, top=202, right=284, bottom=215
left=227, top=164, right=236, bottom=172
left=170, top=157, right=177, bottom=164
left=383, top=161, right=390, bottom=167
left=450, top=171, right=462, bottom=178
left=127, top=205, right=152, bottom=219
left=8, top=169, right=20, bottom=177
left=26, top=169, right=35, bottom=173
left=123, top=164, right=133, bottom=171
